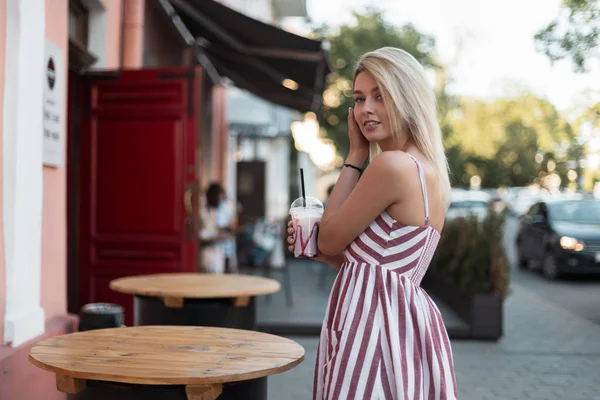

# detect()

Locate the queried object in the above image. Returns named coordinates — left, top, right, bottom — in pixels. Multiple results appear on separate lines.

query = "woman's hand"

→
left=347, top=107, right=369, bottom=165
left=286, top=220, right=343, bottom=269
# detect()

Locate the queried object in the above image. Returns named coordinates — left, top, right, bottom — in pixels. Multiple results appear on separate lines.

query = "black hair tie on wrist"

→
left=344, top=163, right=363, bottom=173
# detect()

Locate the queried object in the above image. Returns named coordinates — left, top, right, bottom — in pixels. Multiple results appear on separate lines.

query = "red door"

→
left=77, top=67, right=201, bottom=325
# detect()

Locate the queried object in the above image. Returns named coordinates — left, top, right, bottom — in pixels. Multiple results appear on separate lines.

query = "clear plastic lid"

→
left=290, top=196, right=323, bottom=210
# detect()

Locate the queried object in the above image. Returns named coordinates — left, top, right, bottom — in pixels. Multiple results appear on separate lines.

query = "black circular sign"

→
left=47, top=57, right=55, bottom=90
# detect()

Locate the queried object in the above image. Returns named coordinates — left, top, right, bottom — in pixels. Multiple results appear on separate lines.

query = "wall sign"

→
left=42, top=40, right=64, bottom=167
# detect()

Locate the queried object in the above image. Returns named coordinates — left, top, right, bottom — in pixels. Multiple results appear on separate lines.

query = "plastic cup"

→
left=289, top=196, right=324, bottom=258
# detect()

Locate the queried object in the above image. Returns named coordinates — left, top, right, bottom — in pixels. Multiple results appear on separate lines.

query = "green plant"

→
left=430, top=211, right=510, bottom=297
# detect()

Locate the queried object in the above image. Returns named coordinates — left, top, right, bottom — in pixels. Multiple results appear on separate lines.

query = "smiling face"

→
left=352, top=72, right=393, bottom=144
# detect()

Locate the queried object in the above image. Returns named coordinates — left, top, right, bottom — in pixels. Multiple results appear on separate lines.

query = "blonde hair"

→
left=354, top=47, right=451, bottom=206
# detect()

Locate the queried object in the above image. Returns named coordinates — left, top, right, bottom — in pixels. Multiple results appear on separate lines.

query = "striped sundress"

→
left=314, top=155, right=458, bottom=400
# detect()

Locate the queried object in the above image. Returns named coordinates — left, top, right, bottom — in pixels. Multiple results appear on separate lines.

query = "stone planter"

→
left=422, top=272, right=504, bottom=340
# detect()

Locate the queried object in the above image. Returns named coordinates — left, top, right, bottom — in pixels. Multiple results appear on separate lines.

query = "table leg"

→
left=163, top=296, right=184, bottom=308
left=56, top=375, right=86, bottom=394
left=186, top=384, right=223, bottom=400
left=232, top=296, right=250, bottom=307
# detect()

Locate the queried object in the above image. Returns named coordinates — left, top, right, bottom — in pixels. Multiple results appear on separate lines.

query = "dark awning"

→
left=164, top=0, right=331, bottom=113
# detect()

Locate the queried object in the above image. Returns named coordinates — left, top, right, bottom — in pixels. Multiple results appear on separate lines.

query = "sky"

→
left=290, top=0, right=600, bottom=115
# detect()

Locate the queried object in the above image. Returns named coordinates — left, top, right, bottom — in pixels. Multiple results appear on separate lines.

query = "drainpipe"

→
left=121, top=0, right=145, bottom=68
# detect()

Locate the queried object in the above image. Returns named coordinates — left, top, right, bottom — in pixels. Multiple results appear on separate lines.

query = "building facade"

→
left=0, top=1, right=207, bottom=398
left=0, top=2, right=125, bottom=398
left=0, top=1, right=328, bottom=398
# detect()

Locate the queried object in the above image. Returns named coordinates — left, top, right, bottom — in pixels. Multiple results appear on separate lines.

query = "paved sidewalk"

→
left=266, top=280, right=600, bottom=399
left=248, top=259, right=468, bottom=335
left=451, top=281, right=600, bottom=400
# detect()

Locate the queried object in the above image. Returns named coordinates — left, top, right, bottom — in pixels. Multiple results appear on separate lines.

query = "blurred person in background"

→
left=288, top=47, right=457, bottom=399
left=199, top=182, right=238, bottom=274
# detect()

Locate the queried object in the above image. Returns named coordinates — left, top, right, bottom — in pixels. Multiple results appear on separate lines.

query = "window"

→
left=526, top=204, right=539, bottom=217
left=538, top=203, right=548, bottom=219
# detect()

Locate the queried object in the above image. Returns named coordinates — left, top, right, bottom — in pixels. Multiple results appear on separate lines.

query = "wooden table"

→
left=110, top=273, right=280, bottom=330
left=29, top=326, right=304, bottom=400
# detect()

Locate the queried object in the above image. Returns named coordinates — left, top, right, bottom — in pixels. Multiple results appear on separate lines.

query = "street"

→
left=503, top=214, right=600, bottom=326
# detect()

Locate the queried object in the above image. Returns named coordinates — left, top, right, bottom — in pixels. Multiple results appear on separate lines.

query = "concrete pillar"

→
left=2, top=0, right=46, bottom=347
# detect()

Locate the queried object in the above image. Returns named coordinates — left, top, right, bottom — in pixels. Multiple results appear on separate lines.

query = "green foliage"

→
left=431, top=212, right=510, bottom=298
left=446, top=94, right=584, bottom=189
left=572, top=101, right=600, bottom=190
left=447, top=94, right=575, bottom=158
left=534, top=0, right=600, bottom=72
left=309, top=9, right=589, bottom=190
left=311, top=8, right=439, bottom=158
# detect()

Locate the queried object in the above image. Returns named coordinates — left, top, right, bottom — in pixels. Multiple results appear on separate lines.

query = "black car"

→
left=516, top=199, right=600, bottom=279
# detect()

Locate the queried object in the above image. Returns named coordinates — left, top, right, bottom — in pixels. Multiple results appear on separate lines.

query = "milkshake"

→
left=289, top=196, right=324, bottom=258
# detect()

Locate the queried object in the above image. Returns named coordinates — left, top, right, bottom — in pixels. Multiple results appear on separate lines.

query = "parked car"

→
left=516, top=199, right=600, bottom=279
left=446, top=190, right=491, bottom=222
left=508, top=187, right=553, bottom=216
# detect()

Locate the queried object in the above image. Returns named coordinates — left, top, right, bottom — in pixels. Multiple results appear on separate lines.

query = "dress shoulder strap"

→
left=405, top=153, right=430, bottom=226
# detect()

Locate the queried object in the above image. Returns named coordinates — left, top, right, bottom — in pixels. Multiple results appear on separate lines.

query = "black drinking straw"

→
left=300, top=168, right=307, bottom=207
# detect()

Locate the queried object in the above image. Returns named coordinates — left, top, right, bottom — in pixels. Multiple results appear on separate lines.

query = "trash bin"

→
left=78, top=303, right=124, bottom=332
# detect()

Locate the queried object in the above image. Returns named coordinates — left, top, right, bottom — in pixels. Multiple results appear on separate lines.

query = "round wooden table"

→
left=109, top=273, right=280, bottom=330
left=29, top=326, right=304, bottom=400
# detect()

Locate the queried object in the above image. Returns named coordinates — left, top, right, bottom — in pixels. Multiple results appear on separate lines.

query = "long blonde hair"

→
left=354, top=47, right=451, bottom=206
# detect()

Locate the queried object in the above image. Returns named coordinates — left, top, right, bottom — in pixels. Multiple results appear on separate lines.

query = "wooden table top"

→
left=109, top=273, right=280, bottom=301
left=29, top=326, right=304, bottom=387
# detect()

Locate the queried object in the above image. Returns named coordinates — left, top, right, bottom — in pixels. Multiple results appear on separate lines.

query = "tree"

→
left=494, top=122, right=540, bottom=188
left=534, top=0, right=599, bottom=72
left=447, top=94, right=580, bottom=188
left=312, top=9, right=439, bottom=159
left=572, top=101, right=600, bottom=189
left=309, top=9, right=583, bottom=190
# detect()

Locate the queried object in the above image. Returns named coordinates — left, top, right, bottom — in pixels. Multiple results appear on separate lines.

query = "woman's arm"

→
left=318, top=151, right=418, bottom=256
left=321, top=152, right=364, bottom=222
left=287, top=107, right=374, bottom=264
left=323, top=108, right=369, bottom=222
left=318, top=253, right=345, bottom=270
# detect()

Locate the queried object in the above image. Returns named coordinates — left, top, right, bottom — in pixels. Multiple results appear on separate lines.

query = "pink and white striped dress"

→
left=314, top=155, right=458, bottom=400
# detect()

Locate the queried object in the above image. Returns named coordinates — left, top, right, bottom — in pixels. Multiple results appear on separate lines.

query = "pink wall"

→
left=0, top=0, right=7, bottom=343
left=122, top=0, right=144, bottom=68
left=41, top=0, right=68, bottom=321
left=143, top=0, right=189, bottom=67
left=101, top=0, right=123, bottom=68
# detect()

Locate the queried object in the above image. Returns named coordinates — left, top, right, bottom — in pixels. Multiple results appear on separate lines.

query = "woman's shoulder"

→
left=381, top=150, right=439, bottom=178
left=370, top=150, right=416, bottom=172
left=368, top=150, right=425, bottom=181
left=364, top=151, right=424, bottom=197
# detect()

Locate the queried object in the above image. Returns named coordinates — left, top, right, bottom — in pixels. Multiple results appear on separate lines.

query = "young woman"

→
left=287, top=47, right=458, bottom=399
